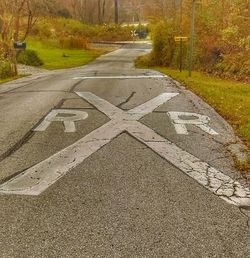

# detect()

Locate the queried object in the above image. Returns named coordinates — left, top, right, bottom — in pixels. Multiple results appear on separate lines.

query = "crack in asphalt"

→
left=0, top=98, right=66, bottom=165
left=69, top=79, right=84, bottom=93
left=0, top=130, right=35, bottom=163
left=118, top=91, right=136, bottom=108
left=153, top=110, right=168, bottom=113
left=0, top=79, right=92, bottom=167
left=208, top=155, right=232, bottom=163
left=179, top=158, right=250, bottom=203
left=59, top=107, right=95, bottom=110
left=0, top=75, right=54, bottom=94
left=126, top=122, right=250, bottom=207
left=2, top=90, right=70, bottom=94
left=239, top=207, right=250, bottom=228
left=1, top=85, right=249, bottom=212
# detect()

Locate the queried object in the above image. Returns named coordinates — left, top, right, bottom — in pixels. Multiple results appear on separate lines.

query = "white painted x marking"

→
left=0, top=92, right=249, bottom=207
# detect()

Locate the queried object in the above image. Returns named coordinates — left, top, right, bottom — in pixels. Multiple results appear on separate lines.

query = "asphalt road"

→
left=0, top=44, right=249, bottom=258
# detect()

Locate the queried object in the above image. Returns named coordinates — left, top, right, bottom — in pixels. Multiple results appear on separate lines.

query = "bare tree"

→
left=0, top=0, right=57, bottom=75
left=0, top=0, right=30, bottom=74
left=114, top=0, right=118, bottom=23
left=98, top=0, right=106, bottom=24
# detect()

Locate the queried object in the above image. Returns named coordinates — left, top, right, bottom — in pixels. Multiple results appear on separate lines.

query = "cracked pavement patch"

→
left=1, top=91, right=249, bottom=208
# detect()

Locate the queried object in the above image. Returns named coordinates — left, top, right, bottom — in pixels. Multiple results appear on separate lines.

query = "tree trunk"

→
left=10, top=47, right=18, bottom=76
left=102, top=0, right=106, bottom=23
left=98, top=0, right=102, bottom=24
left=12, top=0, right=27, bottom=76
left=114, top=0, right=118, bottom=24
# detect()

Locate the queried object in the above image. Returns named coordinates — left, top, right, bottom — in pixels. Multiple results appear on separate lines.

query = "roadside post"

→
left=188, top=0, right=196, bottom=77
left=131, top=30, right=136, bottom=43
left=174, top=36, right=188, bottom=72
left=12, top=41, right=26, bottom=75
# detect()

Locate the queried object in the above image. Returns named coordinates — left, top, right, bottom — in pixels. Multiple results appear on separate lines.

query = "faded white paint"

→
left=34, top=109, right=88, bottom=133
left=0, top=92, right=178, bottom=196
left=168, top=111, right=218, bottom=135
left=0, top=92, right=249, bottom=208
left=73, top=75, right=166, bottom=80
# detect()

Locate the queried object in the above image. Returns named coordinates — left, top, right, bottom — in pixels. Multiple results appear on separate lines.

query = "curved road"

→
left=0, top=44, right=249, bottom=257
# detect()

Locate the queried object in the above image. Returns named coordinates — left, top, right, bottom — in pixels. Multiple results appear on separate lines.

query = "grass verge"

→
left=135, top=57, right=250, bottom=175
left=1, top=38, right=109, bottom=84
left=0, top=75, right=26, bottom=84
left=154, top=68, right=250, bottom=147
left=26, top=38, right=107, bottom=70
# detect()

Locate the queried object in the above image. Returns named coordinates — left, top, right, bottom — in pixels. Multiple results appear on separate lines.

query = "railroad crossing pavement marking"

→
left=0, top=92, right=249, bottom=208
left=168, top=112, right=219, bottom=135
left=73, top=75, right=167, bottom=80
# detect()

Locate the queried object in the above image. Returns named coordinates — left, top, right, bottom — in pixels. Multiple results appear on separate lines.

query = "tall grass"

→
left=31, top=18, right=133, bottom=43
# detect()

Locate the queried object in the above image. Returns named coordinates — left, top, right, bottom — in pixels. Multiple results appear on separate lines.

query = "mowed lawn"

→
left=26, top=39, right=105, bottom=70
left=149, top=68, right=250, bottom=148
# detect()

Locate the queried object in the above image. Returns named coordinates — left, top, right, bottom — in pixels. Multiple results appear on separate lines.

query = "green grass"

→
left=1, top=38, right=105, bottom=84
left=156, top=68, right=250, bottom=147
left=26, top=38, right=105, bottom=70
left=136, top=58, right=250, bottom=174
left=135, top=57, right=250, bottom=148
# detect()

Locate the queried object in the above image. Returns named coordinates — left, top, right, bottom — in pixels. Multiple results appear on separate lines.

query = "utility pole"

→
left=114, top=0, right=119, bottom=24
left=188, top=0, right=196, bottom=77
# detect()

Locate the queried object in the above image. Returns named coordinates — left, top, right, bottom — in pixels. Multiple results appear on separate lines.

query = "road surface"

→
left=0, top=44, right=249, bottom=257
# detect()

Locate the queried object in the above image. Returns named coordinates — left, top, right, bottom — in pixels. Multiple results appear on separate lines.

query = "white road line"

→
left=0, top=92, right=249, bottom=207
left=76, top=92, right=179, bottom=121
left=76, top=92, right=123, bottom=119
left=128, top=122, right=250, bottom=207
left=0, top=92, right=177, bottom=196
left=73, top=75, right=167, bottom=80
left=0, top=120, right=122, bottom=196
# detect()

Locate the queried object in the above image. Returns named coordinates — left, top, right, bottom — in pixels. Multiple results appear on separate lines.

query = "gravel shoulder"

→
left=17, top=64, right=49, bottom=75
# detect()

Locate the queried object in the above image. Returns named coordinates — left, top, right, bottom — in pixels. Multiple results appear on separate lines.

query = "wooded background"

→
left=0, top=0, right=249, bottom=80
